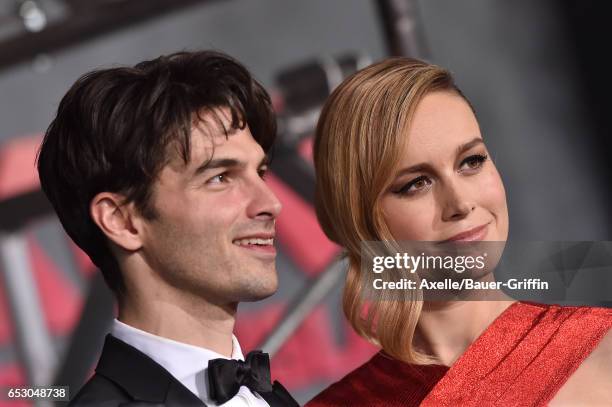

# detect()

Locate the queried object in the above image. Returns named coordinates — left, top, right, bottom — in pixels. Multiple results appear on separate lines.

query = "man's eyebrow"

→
left=193, top=155, right=270, bottom=177
left=394, top=137, right=484, bottom=177
left=193, top=158, right=243, bottom=176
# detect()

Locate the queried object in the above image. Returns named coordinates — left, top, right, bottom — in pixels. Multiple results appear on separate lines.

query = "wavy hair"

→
left=314, top=57, right=469, bottom=363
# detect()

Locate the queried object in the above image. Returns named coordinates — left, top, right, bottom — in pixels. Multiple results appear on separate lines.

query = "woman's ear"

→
left=90, top=192, right=144, bottom=252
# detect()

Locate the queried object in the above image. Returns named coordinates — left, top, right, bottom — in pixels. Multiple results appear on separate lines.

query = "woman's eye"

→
left=258, top=168, right=268, bottom=179
left=460, top=154, right=488, bottom=171
left=395, top=176, right=432, bottom=196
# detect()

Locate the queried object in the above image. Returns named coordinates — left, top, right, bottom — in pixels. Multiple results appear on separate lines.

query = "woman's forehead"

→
left=403, top=92, right=481, bottom=154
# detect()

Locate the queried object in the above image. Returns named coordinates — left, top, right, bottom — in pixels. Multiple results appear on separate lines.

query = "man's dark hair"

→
left=37, top=50, right=277, bottom=297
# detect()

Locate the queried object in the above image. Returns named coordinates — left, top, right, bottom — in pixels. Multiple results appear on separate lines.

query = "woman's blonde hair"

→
left=314, top=57, right=468, bottom=364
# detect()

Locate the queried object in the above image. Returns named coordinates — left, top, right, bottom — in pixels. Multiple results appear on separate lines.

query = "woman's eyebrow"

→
left=455, top=137, right=484, bottom=156
left=395, top=162, right=435, bottom=177
left=394, top=137, right=484, bottom=177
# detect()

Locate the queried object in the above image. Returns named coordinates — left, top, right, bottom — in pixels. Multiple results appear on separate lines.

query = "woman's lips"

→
left=442, top=223, right=489, bottom=242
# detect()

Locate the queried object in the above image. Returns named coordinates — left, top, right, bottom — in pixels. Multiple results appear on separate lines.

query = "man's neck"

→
left=117, top=290, right=237, bottom=357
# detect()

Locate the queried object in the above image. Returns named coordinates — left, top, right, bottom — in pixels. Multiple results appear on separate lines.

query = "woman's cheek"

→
left=481, top=168, right=508, bottom=211
left=383, top=199, right=435, bottom=241
left=480, top=167, right=510, bottom=240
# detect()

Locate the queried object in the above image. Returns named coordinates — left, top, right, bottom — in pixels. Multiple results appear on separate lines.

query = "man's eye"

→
left=460, top=154, right=488, bottom=171
left=258, top=168, right=268, bottom=179
left=207, top=173, right=228, bottom=184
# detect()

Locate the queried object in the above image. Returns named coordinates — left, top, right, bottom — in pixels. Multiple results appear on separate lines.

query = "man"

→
left=37, top=51, right=299, bottom=406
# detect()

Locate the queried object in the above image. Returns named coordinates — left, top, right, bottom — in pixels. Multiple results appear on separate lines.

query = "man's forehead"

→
left=165, top=119, right=265, bottom=174
left=164, top=108, right=237, bottom=165
left=196, top=106, right=236, bottom=132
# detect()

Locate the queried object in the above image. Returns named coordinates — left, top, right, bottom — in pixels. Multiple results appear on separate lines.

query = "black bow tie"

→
left=208, top=350, right=273, bottom=404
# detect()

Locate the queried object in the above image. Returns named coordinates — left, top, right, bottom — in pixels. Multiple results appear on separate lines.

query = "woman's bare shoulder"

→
left=549, top=308, right=612, bottom=406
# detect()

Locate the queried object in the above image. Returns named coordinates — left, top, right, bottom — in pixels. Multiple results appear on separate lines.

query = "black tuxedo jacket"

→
left=69, top=335, right=299, bottom=407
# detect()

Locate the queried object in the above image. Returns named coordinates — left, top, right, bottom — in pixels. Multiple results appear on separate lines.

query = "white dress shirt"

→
left=111, top=319, right=270, bottom=407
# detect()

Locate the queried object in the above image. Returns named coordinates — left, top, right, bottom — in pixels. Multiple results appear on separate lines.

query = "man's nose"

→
left=246, top=175, right=282, bottom=220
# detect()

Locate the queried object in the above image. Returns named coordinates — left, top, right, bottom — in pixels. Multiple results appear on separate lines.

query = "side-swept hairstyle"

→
left=37, top=50, right=276, bottom=297
left=314, top=57, right=470, bottom=363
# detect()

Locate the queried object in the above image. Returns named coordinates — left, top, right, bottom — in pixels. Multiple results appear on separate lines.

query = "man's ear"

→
left=90, top=192, right=144, bottom=251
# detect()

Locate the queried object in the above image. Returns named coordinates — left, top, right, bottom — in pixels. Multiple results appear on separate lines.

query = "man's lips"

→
left=232, top=234, right=276, bottom=255
left=441, top=222, right=490, bottom=242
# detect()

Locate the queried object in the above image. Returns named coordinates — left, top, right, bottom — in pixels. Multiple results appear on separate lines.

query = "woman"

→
left=306, top=58, right=612, bottom=406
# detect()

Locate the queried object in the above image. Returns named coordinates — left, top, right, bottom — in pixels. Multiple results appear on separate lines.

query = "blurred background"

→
left=0, top=0, right=611, bottom=405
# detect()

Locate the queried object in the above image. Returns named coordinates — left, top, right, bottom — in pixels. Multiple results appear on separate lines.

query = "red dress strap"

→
left=421, top=302, right=612, bottom=406
left=306, top=351, right=447, bottom=406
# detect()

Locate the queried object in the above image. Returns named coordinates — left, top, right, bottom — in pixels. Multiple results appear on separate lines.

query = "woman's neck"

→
left=414, top=297, right=516, bottom=366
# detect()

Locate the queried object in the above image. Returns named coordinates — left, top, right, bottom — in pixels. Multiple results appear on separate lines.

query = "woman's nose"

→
left=440, top=180, right=475, bottom=221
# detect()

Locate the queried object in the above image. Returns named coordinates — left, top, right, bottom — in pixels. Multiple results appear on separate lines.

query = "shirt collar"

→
left=111, top=318, right=244, bottom=402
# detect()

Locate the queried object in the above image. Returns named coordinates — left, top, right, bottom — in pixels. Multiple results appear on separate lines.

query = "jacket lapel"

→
left=96, top=334, right=205, bottom=407
left=97, top=334, right=299, bottom=406
left=258, top=380, right=300, bottom=407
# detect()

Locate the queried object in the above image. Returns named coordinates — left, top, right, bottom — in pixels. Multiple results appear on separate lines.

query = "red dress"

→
left=306, top=302, right=612, bottom=407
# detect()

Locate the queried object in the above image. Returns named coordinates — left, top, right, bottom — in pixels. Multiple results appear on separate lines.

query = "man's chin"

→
left=239, top=270, right=279, bottom=302
left=240, top=290, right=276, bottom=302
left=239, top=281, right=278, bottom=302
